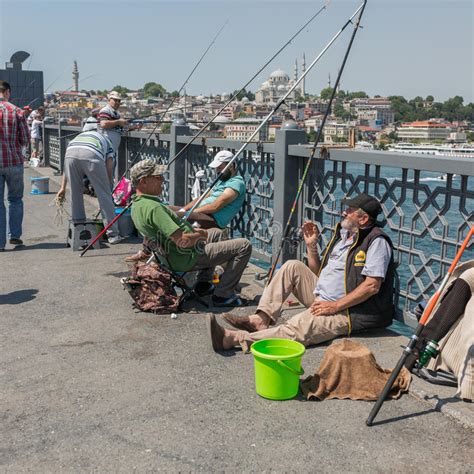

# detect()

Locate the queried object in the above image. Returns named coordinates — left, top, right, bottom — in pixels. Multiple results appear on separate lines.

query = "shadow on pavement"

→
left=14, top=243, right=66, bottom=250
left=0, top=288, right=39, bottom=304
left=365, top=406, right=436, bottom=426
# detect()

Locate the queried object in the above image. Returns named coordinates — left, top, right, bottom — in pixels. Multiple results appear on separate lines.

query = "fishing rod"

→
left=366, top=225, right=474, bottom=426
left=82, top=20, right=228, bottom=253
left=109, top=19, right=228, bottom=189
left=167, top=0, right=330, bottom=167
left=79, top=202, right=134, bottom=257
left=263, top=0, right=368, bottom=285
left=181, top=1, right=365, bottom=226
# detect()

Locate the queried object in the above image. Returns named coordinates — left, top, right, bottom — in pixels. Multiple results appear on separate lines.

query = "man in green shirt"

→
left=130, top=159, right=252, bottom=307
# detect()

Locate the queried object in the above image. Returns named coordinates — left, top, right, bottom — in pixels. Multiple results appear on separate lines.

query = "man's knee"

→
left=281, top=259, right=306, bottom=273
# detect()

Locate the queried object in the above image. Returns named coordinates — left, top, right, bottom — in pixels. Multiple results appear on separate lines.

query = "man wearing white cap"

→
left=97, top=91, right=140, bottom=152
left=173, top=150, right=246, bottom=229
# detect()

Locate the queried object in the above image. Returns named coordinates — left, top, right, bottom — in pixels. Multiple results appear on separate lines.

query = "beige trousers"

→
left=237, top=260, right=350, bottom=351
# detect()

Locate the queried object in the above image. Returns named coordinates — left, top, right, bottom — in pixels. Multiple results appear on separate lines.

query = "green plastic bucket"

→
left=250, top=338, right=305, bottom=400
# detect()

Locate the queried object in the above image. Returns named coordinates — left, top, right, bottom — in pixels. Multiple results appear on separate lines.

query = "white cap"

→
left=108, top=91, right=122, bottom=100
left=209, top=150, right=234, bottom=168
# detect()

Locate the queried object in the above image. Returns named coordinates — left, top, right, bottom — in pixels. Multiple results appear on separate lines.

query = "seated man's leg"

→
left=194, top=238, right=251, bottom=298
left=222, top=260, right=318, bottom=331
left=257, top=260, right=317, bottom=323
left=211, top=308, right=349, bottom=352
left=65, top=157, right=87, bottom=222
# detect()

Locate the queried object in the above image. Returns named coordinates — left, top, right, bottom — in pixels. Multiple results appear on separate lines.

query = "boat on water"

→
left=355, top=141, right=374, bottom=150
left=387, top=143, right=474, bottom=158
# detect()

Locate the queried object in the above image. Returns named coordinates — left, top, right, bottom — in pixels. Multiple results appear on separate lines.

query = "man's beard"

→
left=341, top=217, right=359, bottom=234
left=219, top=169, right=232, bottom=181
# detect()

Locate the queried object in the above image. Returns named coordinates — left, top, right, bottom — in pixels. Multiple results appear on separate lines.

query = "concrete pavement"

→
left=1, top=166, right=473, bottom=472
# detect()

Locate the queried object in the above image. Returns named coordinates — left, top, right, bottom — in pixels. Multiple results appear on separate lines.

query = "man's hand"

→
left=302, top=221, right=319, bottom=253
left=310, top=299, right=340, bottom=316
left=56, top=187, right=66, bottom=200
left=195, top=228, right=208, bottom=241
left=118, top=118, right=129, bottom=127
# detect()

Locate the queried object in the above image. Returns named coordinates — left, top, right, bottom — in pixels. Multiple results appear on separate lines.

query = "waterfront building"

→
left=397, top=120, right=451, bottom=141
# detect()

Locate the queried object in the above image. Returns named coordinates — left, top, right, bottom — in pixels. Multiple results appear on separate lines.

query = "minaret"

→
left=72, top=60, right=79, bottom=92
left=300, top=53, right=306, bottom=97
left=328, top=73, right=331, bottom=88
left=293, top=59, right=298, bottom=83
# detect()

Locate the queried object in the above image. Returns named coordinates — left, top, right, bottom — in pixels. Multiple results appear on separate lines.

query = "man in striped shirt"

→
left=0, top=80, right=30, bottom=251
left=56, top=131, right=123, bottom=244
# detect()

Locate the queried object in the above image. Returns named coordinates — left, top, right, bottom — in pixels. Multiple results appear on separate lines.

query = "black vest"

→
left=319, top=223, right=395, bottom=332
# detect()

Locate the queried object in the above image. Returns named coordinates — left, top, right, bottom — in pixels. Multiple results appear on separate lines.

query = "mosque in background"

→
left=255, top=55, right=306, bottom=104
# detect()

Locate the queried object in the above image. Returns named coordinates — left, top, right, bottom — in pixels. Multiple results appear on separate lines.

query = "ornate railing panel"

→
left=293, top=146, right=474, bottom=325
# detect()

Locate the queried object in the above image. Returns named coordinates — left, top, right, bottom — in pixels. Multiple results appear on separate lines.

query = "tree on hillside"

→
left=142, top=82, right=167, bottom=98
left=170, top=90, right=180, bottom=98
left=231, top=88, right=255, bottom=101
left=347, top=91, right=368, bottom=99
left=319, top=87, right=333, bottom=100
left=112, top=85, right=130, bottom=95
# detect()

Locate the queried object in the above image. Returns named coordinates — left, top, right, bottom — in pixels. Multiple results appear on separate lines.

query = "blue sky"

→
left=1, top=0, right=472, bottom=102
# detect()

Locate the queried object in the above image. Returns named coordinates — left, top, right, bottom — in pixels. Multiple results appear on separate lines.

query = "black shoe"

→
left=9, top=238, right=23, bottom=246
left=212, top=294, right=251, bottom=307
left=194, top=282, right=215, bottom=297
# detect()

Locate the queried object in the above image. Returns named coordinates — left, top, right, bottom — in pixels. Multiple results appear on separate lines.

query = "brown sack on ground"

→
left=300, top=339, right=411, bottom=401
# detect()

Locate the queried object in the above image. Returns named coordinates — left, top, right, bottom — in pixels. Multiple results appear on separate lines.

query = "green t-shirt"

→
left=131, top=194, right=198, bottom=272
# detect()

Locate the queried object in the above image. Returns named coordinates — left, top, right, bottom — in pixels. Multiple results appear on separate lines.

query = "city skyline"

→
left=0, top=0, right=472, bottom=102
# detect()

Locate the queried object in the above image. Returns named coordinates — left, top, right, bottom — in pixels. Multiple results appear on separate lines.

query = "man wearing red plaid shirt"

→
left=0, top=80, right=30, bottom=251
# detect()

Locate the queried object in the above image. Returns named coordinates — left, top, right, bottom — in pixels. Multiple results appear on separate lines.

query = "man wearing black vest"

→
left=208, top=193, right=395, bottom=352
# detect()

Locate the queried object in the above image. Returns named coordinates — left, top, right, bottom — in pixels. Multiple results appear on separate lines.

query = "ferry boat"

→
left=388, top=143, right=474, bottom=158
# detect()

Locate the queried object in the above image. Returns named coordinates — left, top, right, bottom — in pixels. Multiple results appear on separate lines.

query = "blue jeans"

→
left=0, top=165, right=24, bottom=248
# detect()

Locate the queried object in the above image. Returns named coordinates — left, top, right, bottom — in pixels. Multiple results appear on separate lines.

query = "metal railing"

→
left=43, top=123, right=474, bottom=326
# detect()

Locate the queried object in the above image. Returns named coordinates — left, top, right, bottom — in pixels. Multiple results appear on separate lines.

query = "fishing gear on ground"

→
left=366, top=226, right=473, bottom=426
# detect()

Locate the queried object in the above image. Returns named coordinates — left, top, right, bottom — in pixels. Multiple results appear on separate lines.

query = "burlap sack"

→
left=300, top=339, right=411, bottom=401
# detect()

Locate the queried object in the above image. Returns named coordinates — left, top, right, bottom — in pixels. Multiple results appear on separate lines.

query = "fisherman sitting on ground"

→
left=208, top=193, right=396, bottom=351
left=56, top=130, right=124, bottom=245
left=130, top=159, right=252, bottom=307
left=405, top=261, right=474, bottom=402
left=125, top=150, right=246, bottom=263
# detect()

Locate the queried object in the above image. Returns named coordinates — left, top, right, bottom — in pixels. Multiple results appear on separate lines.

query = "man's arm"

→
left=169, top=228, right=208, bottom=249
left=100, top=118, right=128, bottom=129
left=18, top=112, right=30, bottom=147
left=182, top=190, right=212, bottom=212
left=193, top=188, right=239, bottom=215
left=310, top=276, right=383, bottom=316
left=57, top=174, right=68, bottom=199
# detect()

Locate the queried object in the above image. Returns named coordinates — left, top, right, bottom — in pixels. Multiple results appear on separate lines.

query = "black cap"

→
left=341, top=193, right=382, bottom=219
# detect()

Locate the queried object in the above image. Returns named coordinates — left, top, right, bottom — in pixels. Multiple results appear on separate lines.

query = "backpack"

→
left=121, top=261, right=180, bottom=314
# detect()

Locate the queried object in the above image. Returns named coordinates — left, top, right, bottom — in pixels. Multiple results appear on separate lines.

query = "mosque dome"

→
left=277, top=84, right=286, bottom=92
left=241, top=96, right=250, bottom=103
left=269, top=69, right=289, bottom=82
